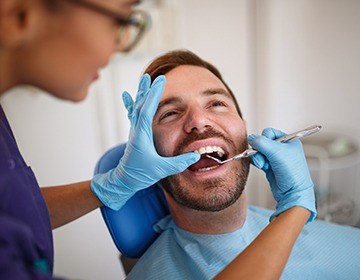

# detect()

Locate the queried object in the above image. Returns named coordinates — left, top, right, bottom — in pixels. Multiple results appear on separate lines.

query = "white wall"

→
left=1, top=0, right=360, bottom=279
left=256, top=0, right=360, bottom=212
left=257, top=0, right=360, bottom=132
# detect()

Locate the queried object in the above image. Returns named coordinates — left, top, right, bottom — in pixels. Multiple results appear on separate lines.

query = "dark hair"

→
left=144, top=49, right=243, bottom=118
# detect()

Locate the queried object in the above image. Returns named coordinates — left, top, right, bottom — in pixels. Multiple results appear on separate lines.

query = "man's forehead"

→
left=164, top=65, right=227, bottom=92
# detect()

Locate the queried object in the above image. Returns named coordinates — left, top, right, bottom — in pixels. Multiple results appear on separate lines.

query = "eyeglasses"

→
left=63, top=0, right=150, bottom=52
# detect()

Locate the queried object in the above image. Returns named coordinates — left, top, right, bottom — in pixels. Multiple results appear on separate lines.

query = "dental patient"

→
left=126, top=50, right=360, bottom=279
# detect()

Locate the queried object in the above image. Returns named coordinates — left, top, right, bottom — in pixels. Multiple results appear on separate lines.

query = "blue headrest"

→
left=94, top=144, right=169, bottom=258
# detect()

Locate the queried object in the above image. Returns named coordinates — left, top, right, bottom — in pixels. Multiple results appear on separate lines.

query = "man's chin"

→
left=162, top=177, right=245, bottom=212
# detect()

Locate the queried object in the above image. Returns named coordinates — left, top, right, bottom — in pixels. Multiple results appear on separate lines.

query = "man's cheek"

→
left=153, top=138, right=170, bottom=157
left=154, top=128, right=179, bottom=156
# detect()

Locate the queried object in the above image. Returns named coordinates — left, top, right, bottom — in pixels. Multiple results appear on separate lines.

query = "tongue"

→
left=188, top=156, right=218, bottom=171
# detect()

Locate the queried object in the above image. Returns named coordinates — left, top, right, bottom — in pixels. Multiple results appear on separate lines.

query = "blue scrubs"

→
left=0, top=105, right=61, bottom=279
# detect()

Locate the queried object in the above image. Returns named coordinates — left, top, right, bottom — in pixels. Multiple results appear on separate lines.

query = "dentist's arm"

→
left=215, top=127, right=316, bottom=279
left=41, top=181, right=101, bottom=229
left=215, top=206, right=310, bottom=280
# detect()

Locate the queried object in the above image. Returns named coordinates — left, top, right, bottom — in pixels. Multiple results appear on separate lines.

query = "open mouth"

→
left=188, top=146, right=228, bottom=172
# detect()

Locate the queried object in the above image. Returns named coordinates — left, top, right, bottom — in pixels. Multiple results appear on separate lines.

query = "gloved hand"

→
left=91, top=74, right=200, bottom=210
left=247, top=128, right=317, bottom=223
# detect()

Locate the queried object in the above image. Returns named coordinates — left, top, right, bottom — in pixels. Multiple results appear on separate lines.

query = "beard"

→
left=161, top=128, right=250, bottom=212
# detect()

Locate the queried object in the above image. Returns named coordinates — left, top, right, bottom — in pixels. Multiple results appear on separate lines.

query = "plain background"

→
left=1, top=0, right=360, bottom=279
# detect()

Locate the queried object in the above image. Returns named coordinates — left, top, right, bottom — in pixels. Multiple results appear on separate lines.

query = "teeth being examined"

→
left=197, top=165, right=218, bottom=172
left=195, top=146, right=225, bottom=157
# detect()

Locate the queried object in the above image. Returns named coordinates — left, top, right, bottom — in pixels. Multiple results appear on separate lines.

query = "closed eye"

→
left=208, top=100, right=229, bottom=111
left=211, top=100, right=227, bottom=107
left=159, top=110, right=179, bottom=122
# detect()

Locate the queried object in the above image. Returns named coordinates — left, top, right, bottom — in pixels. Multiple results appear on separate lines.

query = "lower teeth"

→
left=197, top=165, right=219, bottom=172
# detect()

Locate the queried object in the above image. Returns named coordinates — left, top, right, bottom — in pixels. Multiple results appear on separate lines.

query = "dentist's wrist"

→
left=271, top=187, right=317, bottom=224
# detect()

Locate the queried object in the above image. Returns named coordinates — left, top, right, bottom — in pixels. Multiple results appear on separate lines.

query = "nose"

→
left=183, top=107, right=213, bottom=133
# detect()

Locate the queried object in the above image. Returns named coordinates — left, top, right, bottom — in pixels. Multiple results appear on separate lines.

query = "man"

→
left=125, top=50, right=360, bottom=279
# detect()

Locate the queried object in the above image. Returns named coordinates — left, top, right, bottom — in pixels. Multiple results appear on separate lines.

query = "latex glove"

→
left=91, top=74, right=200, bottom=210
left=247, top=128, right=317, bottom=223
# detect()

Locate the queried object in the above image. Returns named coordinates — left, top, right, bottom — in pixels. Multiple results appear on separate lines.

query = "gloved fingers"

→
left=125, top=77, right=167, bottom=160
left=260, top=127, right=304, bottom=156
left=140, top=75, right=166, bottom=122
left=130, top=75, right=159, bottom=129
left=122, top=74, right=151, bottom=126
left=122, top=91, right=134, bottom=121
left=162, top=152, right=201, bottom=175
left=250, top=152, right=269, bottom=171
left=261, top=127, right=286, bottom=140
left=248, top=133, right=285, bottom=159
left=136, top=74, right=151, bottom=102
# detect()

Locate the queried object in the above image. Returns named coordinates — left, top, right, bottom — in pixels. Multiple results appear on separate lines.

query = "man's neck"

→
left=165, top=193, right=247, bottom=234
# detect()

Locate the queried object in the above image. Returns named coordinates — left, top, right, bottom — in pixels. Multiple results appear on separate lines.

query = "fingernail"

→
left=188, top=152, right=200, bottom=163
left=247, top=134, right=257, bottom=142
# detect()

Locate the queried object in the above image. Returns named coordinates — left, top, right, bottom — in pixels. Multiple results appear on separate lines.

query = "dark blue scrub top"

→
left=0, top=105, right=60, bottom=279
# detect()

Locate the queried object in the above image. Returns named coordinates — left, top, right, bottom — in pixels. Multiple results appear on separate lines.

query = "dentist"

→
left=0, top=0, right=199, bottom=278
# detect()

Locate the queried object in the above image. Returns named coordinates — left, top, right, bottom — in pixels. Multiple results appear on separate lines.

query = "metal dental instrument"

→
left=206, top=124, right=322, bottom=164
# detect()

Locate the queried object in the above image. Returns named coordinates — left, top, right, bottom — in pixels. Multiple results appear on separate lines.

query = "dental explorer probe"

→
left=206, top=125, right=322, bottom=164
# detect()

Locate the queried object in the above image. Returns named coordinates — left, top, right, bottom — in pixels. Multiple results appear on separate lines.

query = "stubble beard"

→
left=161, top=128, right=250, bottom=212
left=161, top=161, right=249, bottom=211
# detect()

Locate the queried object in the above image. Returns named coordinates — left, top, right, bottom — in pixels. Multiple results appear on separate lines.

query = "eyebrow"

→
left=202, top=88, right=233, bottom=99
left=157, top=97, right=183, bottom=112
left=156, top=88, right=233, bottom=114
left=156, top=88, right=234, bottom=117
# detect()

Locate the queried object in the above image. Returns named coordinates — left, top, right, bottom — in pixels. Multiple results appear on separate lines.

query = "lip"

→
left=92, top=73, right=100, bottom=81
left=185, top=161, right=230, bottom=179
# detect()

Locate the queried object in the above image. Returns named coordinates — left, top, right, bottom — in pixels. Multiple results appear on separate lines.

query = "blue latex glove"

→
left=91, top=74, right=200, bottom=210
left=247, top=128, right=317, bottom=223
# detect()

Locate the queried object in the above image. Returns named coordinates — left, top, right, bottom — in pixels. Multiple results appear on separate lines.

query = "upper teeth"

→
left=194, top=146, right=225, bottom=157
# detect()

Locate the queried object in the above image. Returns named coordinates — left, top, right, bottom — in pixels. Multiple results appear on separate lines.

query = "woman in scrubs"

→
left=0, top=0, right=315, bottom=279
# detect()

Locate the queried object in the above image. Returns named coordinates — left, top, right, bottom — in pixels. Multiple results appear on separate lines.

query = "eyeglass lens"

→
left=115, top=10, right=150, bottom=52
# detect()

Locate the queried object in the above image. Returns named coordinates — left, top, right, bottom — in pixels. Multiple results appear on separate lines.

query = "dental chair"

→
left=94, top=143, right=169, bottom=274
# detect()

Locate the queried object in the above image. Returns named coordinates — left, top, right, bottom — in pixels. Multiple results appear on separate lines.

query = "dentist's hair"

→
left=143, top=49, right=243, bottom=118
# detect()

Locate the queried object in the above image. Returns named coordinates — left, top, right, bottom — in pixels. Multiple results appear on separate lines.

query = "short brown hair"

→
left=144, top=49, right=243, bottom=118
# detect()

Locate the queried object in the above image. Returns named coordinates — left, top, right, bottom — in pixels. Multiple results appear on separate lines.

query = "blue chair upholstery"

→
left=94, top=143, right=169, bottom=259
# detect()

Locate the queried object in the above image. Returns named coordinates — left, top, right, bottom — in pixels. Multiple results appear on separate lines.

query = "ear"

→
left=0, top=0, right=38, bottom=47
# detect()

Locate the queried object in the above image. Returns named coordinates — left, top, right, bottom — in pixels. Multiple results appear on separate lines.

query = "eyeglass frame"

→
left=61, top=0, right=150, bottom=52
